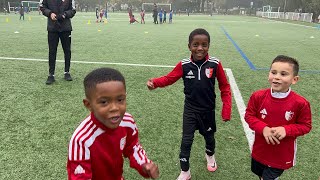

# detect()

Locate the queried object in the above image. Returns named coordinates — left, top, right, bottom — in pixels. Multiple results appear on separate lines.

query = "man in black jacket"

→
left=40, top=0, right=76, bottom=85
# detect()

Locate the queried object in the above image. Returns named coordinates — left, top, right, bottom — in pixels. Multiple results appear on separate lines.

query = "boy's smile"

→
left=83, top=81, right=127, bottom=129
left=189, top=34, right=209, bottom=61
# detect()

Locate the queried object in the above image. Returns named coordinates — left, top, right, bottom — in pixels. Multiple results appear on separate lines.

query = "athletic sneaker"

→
left=176, top=169, right=191, bottom=180
left=64, top=72, right=73, bottom=81
left=205, top=154, right=217, bottom=172
left=45, top=75, right=55, bottom=85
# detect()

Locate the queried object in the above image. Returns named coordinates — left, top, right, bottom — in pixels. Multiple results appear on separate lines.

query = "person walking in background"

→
left=245, top=55, right=312, bottom=180
left=67, top=67, right=160, bottom=180
left=40, top=0, right=76, bottom=85
left=19, top=5, right=25, bottom=20
left=146, top=28, right=232, bottom=180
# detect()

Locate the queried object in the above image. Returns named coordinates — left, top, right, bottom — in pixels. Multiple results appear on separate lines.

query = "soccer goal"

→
left=21, top=1, right=40, bottom=11
left=142, top=3, right=171, bottom=12
left=7, top=1, right=21, bottom=13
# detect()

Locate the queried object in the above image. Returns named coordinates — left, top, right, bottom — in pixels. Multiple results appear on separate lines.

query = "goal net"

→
left=21, top=1, right=40, bottom=11
left=8, top=1, right=39, bottom=13
left=142, top=3, right=171, bottom=13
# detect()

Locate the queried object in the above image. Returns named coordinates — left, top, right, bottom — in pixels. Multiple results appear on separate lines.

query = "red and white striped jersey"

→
left=67, top=112, right=151, bottom=180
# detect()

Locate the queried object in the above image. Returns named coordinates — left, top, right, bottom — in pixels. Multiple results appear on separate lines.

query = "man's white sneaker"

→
left=205, top=154, right=218, bottom=172
left=176, top=169, right=191, bottom=180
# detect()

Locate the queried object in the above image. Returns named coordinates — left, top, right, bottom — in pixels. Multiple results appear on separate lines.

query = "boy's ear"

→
left=83, top=98, right=93, bottom=111
left=292, top=75, right=299, bottom=85
left=188, top=44, right=191, bottom=50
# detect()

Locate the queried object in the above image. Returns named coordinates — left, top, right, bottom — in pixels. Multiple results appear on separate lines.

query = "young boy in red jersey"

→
left=146, top=28, right=232, bottom=180
left=67, top=68, right=159, bottom=180
left=245, top=55, right=312, bottom=180
left=129, top=15, right=139, bottom=24
left=140, top=9, right=145, bottom=24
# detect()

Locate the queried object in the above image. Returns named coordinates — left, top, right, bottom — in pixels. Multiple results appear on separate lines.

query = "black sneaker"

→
left=64, top=73, right=73, bottom=81
left=45, top=75, right=55, bottom=85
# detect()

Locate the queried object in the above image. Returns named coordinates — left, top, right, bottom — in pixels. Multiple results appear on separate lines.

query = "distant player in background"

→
left=152, top=5, right=158, bottom=24
left=158, top=9, right=163, bottom=24
left=99, top=9, right=104, bottom=22
left=129, top=15, right=139, bottom=24
left=140, top=9, right=145, bottom=24
left=245, top=55, right=312, bottom=180
left=128, top=6, right=132, bottom=18
left=163, top=10, right=167, bottom=23
left=169, top=9, right=173, bottom=23
left=95, top=7, right=99, bottom=22
left=19, top=5, right=25, bottom=20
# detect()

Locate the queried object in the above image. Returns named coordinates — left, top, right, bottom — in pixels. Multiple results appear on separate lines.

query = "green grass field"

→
left=0, top=12, right=319, bottom=179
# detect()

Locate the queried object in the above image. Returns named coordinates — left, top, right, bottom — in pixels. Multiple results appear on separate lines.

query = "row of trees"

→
left=1, top=0, right=319, bottom=19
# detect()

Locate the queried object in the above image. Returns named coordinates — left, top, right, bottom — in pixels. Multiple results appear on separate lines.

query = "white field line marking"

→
left=0, top=56, right=254, bottom=149
left=225, top=68, right=254, bottom=151
left=262, top=17, right=317, bottom=29
left=0, top=57, right=174, bottom=68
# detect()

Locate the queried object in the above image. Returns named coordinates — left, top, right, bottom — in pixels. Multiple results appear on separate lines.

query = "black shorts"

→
left=251, top=158, right=284, bottom=180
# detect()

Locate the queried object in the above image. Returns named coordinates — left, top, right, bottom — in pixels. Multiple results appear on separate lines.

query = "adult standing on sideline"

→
left=152, top=5, right=158, bottom=24
left=40, top=0, right=76, bottom=85
left=19, top=5, right=25, bottom=20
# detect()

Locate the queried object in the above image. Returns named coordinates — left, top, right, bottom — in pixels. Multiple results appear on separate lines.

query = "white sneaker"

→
left=176, top=169, right=191, bottom=180
left=205, top=154, right=217, bottom=172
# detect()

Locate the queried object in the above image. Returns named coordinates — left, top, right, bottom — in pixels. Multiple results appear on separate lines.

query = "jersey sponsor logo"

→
left=207, top=127, right=212, bottom=131
left=285, top=111, right=294, bottom=121
left=120, top=136, right=126, bottom=150
left=74, top=165, right=85, bottom=175
left=260, top=108, right=267, bottom=119
left=185, top=75, right=195, bottom=79
left=205, top=68, right=213, bottom=78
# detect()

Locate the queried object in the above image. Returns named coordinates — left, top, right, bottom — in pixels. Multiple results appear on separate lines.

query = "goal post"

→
left=8, top=1, right=40, bottom=12
left=21, top=1, right=40, bottom=11
left=142, top=3, right=171, bottom=12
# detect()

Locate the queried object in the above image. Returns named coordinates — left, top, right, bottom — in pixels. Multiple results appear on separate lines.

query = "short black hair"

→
left=188, top=28, right=210, bottom=45
left=84, top=67, right=126, bottom=98
left=271, top=55, right=299, bottom=76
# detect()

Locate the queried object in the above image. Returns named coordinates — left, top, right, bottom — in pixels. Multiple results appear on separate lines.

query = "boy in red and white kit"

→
left=67, top=67, right=159, bottom=180
left=245, top=55, right=312, bottom=180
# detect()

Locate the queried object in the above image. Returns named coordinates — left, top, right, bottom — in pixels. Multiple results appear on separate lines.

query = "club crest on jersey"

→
left=205, top=68, right=213, bottom=78
left=120, top=136, right=126, bottom=150
left=285, top=111, right=294, bottom=121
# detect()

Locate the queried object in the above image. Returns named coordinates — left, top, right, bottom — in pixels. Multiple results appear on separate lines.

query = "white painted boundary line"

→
left=0, top=57, right=174, bottom=68
left=0, top=56, right=254, bottom=149
left=225, top=68, right=254, bottom=151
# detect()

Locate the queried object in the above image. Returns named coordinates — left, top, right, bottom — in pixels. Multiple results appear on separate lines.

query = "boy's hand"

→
left=271, top=126, right=286, bottom=140
left=142, top=162, right=159, bottom=179
left=263, top=126, right=280, bottom=145
left=147, top=79, right=155, bottom=90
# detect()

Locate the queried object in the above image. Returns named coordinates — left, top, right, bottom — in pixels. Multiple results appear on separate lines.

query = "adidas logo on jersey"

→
left=74, top=165, right=85, bottom=175
left=186, top=70, right=195, bottom=79
left=187, top=70, right=194, bottom=75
